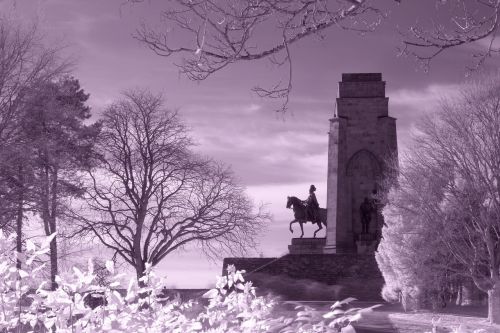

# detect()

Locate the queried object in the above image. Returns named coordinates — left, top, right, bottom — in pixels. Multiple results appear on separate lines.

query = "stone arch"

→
left=346, top=150, right=381, bottom=236
left=346, top=149, right=381, bottom=178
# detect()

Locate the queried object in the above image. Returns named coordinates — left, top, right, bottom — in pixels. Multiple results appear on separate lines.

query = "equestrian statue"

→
left=286, top=185, right=327, bottom=238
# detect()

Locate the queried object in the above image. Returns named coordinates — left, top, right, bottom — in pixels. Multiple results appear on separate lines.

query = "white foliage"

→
left=0, top=232, right=387, bottom=333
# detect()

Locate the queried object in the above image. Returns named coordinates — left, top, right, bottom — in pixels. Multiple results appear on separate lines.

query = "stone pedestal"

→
left=288, top=238, right=326, bottom=254
left=223, top=254, right=384, bottom=301
left=355, top=233, right=378, bottom=254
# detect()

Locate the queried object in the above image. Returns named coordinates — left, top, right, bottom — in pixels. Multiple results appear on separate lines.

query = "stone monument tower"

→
left=324, top=73, right=397, bottom=254
left=223, top=73, right=392, bottom=300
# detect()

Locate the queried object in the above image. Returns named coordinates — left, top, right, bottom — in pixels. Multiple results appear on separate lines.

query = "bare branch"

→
left=129, top=0, right=388, bottom=112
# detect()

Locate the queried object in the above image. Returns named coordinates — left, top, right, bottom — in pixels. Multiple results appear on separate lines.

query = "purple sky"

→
left=3, top=0, right=499, bottom=287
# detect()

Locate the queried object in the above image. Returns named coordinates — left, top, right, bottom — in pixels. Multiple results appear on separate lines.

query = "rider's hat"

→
left=310, top=184, right=316, bottom=191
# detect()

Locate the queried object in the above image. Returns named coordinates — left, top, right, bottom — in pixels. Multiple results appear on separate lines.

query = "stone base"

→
left=322, top=244, right=337, bottom=254
left=355, top=233, right=378, bottom=254
left=288, top=238, right=326, bottom=254
left=223, top=254, right=384, bottom=301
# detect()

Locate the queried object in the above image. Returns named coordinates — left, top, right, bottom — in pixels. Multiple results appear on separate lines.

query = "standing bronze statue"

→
left=360, top=197, right=374, bottom=234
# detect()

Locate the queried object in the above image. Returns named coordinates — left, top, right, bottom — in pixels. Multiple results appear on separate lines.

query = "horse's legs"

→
left=313, top=223, right=323, bottom=238
left=299, top=221, right=304, bottom=238
left=289, top=220, right=297, bottom=233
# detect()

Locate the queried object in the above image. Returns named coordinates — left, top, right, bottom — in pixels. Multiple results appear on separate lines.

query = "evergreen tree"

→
left=20, top=77, right=100, bottom=290
left=0, top=18, right=70, bottom=267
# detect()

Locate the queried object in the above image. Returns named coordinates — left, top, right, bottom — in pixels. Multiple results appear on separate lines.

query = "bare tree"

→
left=17, top=77, right=100, bottom=290
left=129, top=0, right=500, bottom=112
left=78, top=90, right=267, bottom=281
left=380, top=75, right=500, bottom=323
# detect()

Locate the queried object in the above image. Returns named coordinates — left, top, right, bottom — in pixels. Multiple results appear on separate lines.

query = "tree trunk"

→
left=461, top=280, right=473, bottom=306
left=49, top=232, right=58, bottom=290
left=15, top=165, right=24, bottom=269
left=136, top=261, right=146, bottom=287
left=455, top=281, right=462, bottom=306
left=15, top=190, right=23, bottom=269
left=48, top=170, right=58, bottom=291
left=134, top=212, right=147, bottom=287
left=41, top=166, right=59, bottom=290
left=488, top=283, right=500, bottom=324
left=135, top=261, right=151, bottom=309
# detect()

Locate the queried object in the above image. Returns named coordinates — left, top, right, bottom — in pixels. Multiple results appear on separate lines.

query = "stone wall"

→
left=223, top=254, right=384, bottom=301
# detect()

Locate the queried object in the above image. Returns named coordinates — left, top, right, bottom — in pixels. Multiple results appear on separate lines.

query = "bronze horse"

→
left=286, top=196, right=327, bottom=238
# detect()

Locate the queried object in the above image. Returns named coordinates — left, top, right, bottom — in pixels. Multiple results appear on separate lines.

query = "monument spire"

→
left=324, top=73, right=397, bottom=254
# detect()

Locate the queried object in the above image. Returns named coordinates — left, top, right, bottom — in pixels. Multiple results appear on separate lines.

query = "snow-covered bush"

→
left=376, top=188, right=456, bottom=311
left=0, top=231, right=54, bottom=331
left=0, top=232, right=380, bottom=332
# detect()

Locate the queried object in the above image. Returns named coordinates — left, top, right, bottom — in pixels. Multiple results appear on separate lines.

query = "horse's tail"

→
left=319, top=208, right=328, bottom=225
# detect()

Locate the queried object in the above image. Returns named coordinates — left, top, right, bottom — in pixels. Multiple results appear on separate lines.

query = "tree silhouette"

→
left=78, top=89, right=267, bottom=281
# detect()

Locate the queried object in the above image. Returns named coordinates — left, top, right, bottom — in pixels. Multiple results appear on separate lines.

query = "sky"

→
left=1, top=0, right=499, bottom=288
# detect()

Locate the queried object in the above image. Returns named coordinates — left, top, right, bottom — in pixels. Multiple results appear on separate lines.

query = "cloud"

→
left=388, top=83, right=461, bottom=150
left=179, top=83, right=462, bottom=188
left=178, top=100, right=331, bottom=186
left=390, top=83, right=459, bottom=109
left=243, top=103, right=262, bottom=114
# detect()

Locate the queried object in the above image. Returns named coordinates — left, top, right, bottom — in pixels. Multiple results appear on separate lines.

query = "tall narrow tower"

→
left=324, top=73, right=397, bottom=254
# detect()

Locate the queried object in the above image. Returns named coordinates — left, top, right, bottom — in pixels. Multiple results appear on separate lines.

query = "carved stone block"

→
left=288, top=237, right=326, bottom=255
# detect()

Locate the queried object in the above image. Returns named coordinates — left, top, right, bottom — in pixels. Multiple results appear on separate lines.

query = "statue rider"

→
left=305, top=185, right=320, bottom=223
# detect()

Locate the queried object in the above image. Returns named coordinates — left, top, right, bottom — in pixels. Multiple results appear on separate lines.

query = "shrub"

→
left=0, top=232, right=380, bottom=332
